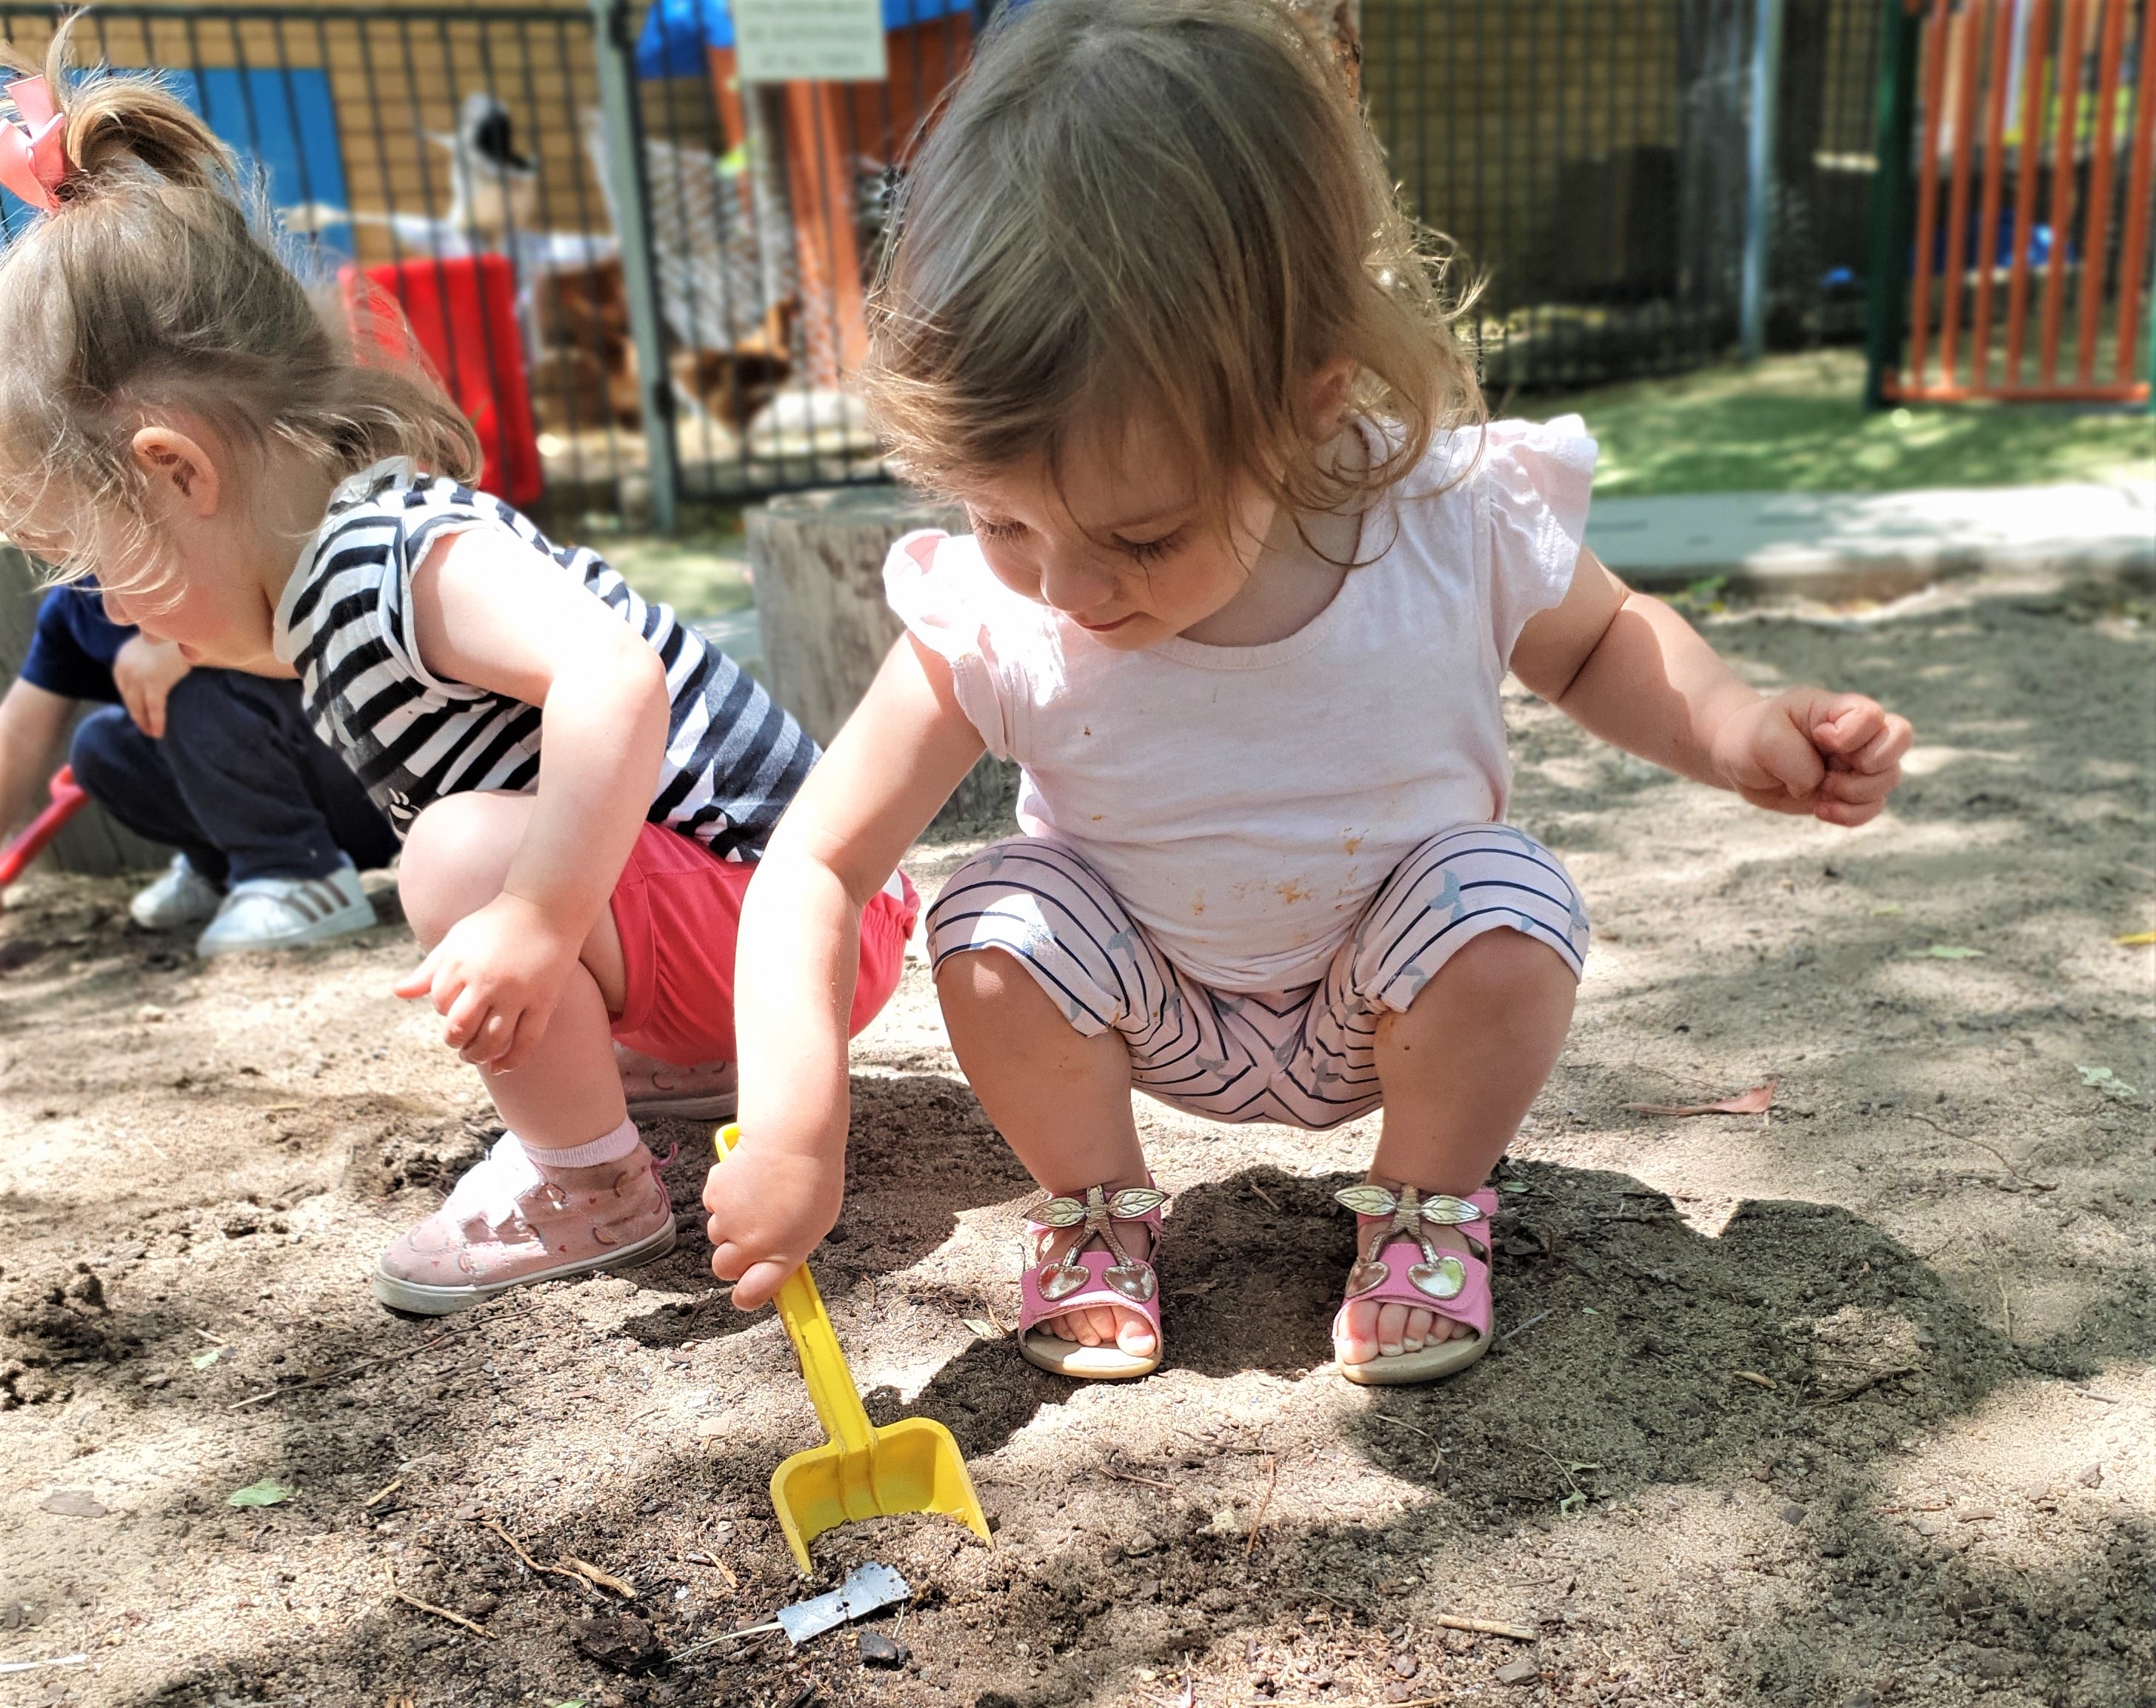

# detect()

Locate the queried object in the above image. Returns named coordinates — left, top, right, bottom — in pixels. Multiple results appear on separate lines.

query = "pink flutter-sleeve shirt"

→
left=886, top=418, right=1597, bottom=994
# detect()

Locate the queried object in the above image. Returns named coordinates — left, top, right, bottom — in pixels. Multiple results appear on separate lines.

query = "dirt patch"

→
left=0, top=569, right=2149, bottom=1708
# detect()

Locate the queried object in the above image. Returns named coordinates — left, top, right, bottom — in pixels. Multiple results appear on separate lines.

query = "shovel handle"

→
left=0, top=766, right=89, bottom=893
left=712, top=1124, right=876, bottom=1453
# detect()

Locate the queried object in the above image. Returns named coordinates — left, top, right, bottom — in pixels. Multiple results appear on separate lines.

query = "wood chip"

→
left=1433, top=1613, right=1538, bottom=1641
left=1732, top=1370, right=1778, bottom=1390
left=38, top=1490, right=106, bottom=1518
left=681, top=1550, right=739, bottom=1591
left=563, top=1556, right=637, bottom=1599
left=1244, top=1455, right=1279, bottom=1561
left=361, top=1477, right=404, bottom=1509
left=1958, top=1508, right=1998, bottom=1523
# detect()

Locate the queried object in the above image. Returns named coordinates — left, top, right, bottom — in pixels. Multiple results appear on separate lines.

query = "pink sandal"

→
left=1331, top=1184, right=1498, bottom=1386
left=1018, top=1184, right=1169, bottom=1380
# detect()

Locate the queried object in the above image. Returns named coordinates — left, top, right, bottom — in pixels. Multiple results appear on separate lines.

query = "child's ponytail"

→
left=57, top=57, right=232, bottom=198
left=0, top=16, right=481, bottom=587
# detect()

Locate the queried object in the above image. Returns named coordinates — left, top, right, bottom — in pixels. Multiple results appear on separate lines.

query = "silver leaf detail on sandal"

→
left=1418, top=1194, right=1482, bottom=1226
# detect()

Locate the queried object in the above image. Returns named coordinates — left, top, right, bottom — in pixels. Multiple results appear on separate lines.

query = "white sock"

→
left=515, top=1116, right=641, bottom=1171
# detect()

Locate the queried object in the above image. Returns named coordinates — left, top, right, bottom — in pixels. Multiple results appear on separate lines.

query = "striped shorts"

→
left=926, top=827, right=1589, bottom=1131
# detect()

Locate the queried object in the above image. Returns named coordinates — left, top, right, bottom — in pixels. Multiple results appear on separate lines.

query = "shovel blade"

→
left=770, top=1415, right=994, bottom=1575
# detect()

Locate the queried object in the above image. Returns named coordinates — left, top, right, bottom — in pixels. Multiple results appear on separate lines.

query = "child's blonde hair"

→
left=0, top=19, right=479, bottom=590
left=862, top=0, right=1483, bottom=530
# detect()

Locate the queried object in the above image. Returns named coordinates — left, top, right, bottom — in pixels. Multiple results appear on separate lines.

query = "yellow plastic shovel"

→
left=713, top=1124, right=993, bottom=1575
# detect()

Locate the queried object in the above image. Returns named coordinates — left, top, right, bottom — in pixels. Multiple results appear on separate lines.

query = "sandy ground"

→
left=0, top=566, right=2149, bottom=1708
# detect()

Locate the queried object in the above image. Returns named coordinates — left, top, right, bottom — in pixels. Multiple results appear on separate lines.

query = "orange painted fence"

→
left=1886, top=0, right=2154, bottom=404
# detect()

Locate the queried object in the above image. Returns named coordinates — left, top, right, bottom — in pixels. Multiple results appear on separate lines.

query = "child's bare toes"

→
left=1335, top=1298, right=1377, bottom=1364
left=1375, top=1300, right=1412, bottom=1357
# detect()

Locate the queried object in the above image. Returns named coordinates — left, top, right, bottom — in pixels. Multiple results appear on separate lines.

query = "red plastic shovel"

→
left=0, top=766, right=90, bottom=893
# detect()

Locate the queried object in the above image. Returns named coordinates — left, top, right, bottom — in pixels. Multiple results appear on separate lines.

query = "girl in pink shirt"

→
left=704, top=0, right=1912, bottom=1386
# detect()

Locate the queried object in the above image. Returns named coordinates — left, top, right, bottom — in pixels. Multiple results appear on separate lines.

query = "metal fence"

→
left=0, top=0, right=959, bottom=528
left=1, top=0, right=1898, bottom=528
left=1365, top=0, right=1886, bottom=394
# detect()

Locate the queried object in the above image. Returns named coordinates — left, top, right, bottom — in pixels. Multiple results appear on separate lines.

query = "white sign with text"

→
left=735, top=0, right=890, bottom=84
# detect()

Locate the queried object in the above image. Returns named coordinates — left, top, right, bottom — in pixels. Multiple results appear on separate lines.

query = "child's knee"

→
left=1405, top=925, right=1578, bottom=1019
left=65, top=705, right=138, bottom=792
left=934, top=944, right=1033, bottom=1009
left=396, top=793, right=521, bottom=946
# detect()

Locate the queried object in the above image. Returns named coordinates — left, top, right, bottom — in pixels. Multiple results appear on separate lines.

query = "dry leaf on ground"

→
left=1628, top=1081, right=1777, bottom=1117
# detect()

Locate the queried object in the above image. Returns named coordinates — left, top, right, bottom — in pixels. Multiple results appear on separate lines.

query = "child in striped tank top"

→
left=0, top=31, right=913, bottom=1315
left=703, top=0, right=1914, bottom=1386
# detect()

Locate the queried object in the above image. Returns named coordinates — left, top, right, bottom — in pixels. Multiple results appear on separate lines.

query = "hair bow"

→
left=1, top=76, right=69, bottom=213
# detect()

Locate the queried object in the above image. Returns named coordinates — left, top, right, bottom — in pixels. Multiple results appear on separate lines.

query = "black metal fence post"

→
left=1861, top=0, right=1920, bottom=408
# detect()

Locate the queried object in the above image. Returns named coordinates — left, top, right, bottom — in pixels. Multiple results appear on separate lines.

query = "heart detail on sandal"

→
left=1408, top=1253, right=1466, bottom=1299
left=1038, top=1261, right=1092, bottom=1301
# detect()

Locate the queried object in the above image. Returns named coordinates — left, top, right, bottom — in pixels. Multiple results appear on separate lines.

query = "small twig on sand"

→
left=681, top=1550, right=740, bottom=1590
left=390, top=1589, right=491, bottom=1639
left=1244, top=1455, right=1280, bottom=1561
left=1992, top=1270, right=2014, bottom=1343
left=1433, top=1613, right=1538, bottom=1641
left=361, top=1476, right=404, bottom=1509
left=671, top=1620, right=783, bottom=1661
left=230, top=1320, right=488, bottom=1410
left=1499, top=1309, right=1553, bottom=1343
left=563, top=1556, right=637, bottom=1599
left=1102, top=1467, right=1176, bottom=1492
left=1903, top=1112, right=2057, bottom=1192
left=1369, top=1413, right=1435, bottom=1439
left=1248, top=1182, right=1284, bottom=1213
left=2065, top=1386, right=2121, bottom=1405
left=478, top=1519, right=587, bottom=1589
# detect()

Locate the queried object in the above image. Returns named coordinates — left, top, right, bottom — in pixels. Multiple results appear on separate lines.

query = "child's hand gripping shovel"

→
left=714, top=1124, right=992, bottom=1576
left=0, top=766, right=89, bottom=893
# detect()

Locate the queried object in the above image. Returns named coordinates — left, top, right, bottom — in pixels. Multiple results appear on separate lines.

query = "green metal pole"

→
left=1741, top=0, right=1786, bottom=361
left=1863, top=1, right=1922, bottom=411
left=592, top=0, right=683, bottom=531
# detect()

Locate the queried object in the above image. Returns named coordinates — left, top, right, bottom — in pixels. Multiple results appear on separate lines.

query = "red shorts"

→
left=607, top=821, right=918, bottom=1067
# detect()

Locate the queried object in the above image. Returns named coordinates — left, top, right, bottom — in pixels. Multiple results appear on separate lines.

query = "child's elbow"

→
left=613, top=629, right=669, bottom=713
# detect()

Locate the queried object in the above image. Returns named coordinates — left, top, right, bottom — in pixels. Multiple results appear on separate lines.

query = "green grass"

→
left=584, top=348, right=2152, bottom=601
left=581, top=514, right=753, bottom=621
left=1532, top=348, right=2155, bottom=498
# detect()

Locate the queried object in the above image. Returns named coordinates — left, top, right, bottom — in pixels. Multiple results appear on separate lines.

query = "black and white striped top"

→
left=273, top=461, right=815, bottom=861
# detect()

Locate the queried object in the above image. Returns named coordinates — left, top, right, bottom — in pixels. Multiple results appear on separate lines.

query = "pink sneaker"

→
left=615, top=1043, right=738, bottom=1121
left=372, top=1135, right=677, bottom=1315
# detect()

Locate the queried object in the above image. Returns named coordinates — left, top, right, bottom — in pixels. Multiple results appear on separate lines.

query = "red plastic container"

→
left=358, top=255, right=544, bottom=510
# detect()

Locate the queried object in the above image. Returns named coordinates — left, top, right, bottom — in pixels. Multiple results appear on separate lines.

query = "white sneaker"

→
left=130, top=854, right=223, bottom=931
left=195, top=861, right=376, bottom=957
left=615, top=1044, right=738, bottom=1121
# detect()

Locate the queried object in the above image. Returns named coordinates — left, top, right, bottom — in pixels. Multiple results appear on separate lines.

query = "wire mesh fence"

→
left=1364, top=0, right=1886, bottom=394
left=1, top=0, right=1900, bottom=528
left=0, top=0, right=961, bottom=527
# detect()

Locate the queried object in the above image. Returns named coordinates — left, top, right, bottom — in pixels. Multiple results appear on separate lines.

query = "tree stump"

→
left=0, top=544, right=173, bottom=878
left=747, top=487, right=1017, bottom=832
